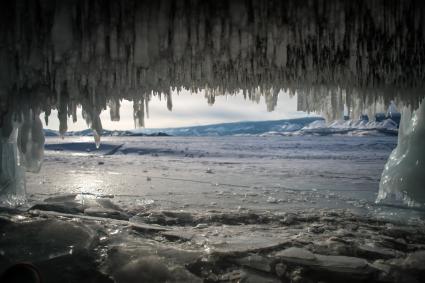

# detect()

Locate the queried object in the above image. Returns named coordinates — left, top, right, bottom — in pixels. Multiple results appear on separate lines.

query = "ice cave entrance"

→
left=1, top=1, right=425, bottom=282
left=0, top=0, right=425, bottom=209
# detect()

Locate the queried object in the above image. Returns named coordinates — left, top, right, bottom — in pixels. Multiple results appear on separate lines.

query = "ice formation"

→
left=0, top=0, right=424, bottom=206
left=0, top=109, right=44, bottom=206
left=0, top=0, right=424, bottom=128
left=377, top=99, right=425, bottom=207
left=0, top=128, right=26, bottom=206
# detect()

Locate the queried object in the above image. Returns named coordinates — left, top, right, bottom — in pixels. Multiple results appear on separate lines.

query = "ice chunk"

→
left=377, top=99, right=425, bottom=206
left=0, top=219, right=96, bottom=262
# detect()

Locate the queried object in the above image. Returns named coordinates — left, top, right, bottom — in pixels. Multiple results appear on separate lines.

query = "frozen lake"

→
left=28, top=135, right=398, bottom=214
left=3, top=135, right=425, bottom=283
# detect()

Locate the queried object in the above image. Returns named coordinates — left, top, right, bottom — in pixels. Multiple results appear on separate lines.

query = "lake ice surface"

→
left=27, top=135, right=399, bottom=215
left=2, top=135, right=424, bottom=283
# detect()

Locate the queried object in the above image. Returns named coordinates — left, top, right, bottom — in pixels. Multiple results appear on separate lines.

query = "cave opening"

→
left=0, top=1, right=424, bottom=282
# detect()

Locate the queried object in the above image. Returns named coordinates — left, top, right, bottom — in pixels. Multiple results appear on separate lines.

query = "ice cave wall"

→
left=0, top=0, right=425, bottom=206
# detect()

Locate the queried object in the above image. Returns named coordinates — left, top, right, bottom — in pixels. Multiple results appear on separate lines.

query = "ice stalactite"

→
left=296, top=88, right=388, bottom=122
left=0, top=0, right=424, bottom=134
left=377, top=99, right=425, bottom=207
left=109, top=99, right=121, bottom=122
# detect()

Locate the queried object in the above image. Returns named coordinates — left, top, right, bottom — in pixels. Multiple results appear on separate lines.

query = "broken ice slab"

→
left=84, top=207, right=129, bottom=221
left=217, top=269, right=280, bottom=283
left=159, top=224, right=293, bottom=257
left=274, top=247, right=376, bottom=278
left=34, top=251, right=113, bottom=283
left=229, top=254, right=274, bottom=273
left=111, top=256, right=201, bottom=283
left=103, top=243, right=202, bottom=283
left=0, top=219, right=97, bottom=263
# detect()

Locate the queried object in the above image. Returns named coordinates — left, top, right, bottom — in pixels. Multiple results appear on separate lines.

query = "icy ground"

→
left=29, top=136, right=399, bottom=212
left=1, top=136, right=425, bottom=283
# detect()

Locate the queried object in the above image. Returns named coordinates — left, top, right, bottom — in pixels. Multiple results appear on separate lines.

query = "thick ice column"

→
left=0, top=127, right=26, bottom=206
left=377, top=99, right=425, bottom=207
left=0, top=108, right=45, bottom=206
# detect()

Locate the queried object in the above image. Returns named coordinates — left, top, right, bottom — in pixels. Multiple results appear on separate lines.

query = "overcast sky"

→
left=42, top=89, right=315, bottom=131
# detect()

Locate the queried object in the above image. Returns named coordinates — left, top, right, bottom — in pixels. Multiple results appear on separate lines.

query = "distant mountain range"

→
left=44, top=116, right=399, bottom=137
left=43, top=128, right=171, bottom=137
left=44, top=117, right=323, bottom=137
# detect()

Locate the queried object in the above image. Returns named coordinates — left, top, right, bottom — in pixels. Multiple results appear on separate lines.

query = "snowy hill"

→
left=43, top=116, right=399, bottom=137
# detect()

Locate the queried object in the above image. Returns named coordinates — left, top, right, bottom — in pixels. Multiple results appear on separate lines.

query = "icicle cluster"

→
left=0, top=0, right=424, bottom=134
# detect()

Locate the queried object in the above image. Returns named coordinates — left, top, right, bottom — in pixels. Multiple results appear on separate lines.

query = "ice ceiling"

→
left=0, top=0, right=425, bottom=206
left=1, top=0, right=425, bottom=130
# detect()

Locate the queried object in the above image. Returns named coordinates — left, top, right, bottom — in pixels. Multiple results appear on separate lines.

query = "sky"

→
left=42, top=89, right=315, bottom=131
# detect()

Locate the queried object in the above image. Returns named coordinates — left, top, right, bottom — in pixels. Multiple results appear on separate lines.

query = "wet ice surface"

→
left=2, top=136, right=425, bottom=282
left=30, top=136, right=398, bottom=213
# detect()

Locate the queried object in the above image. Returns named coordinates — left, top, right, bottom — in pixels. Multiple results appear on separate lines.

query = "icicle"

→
left=133, top=99, right=145, bottom=128
left=109, top=99, right=121, bottom=121
left=166, top=91, right=173, bottom=111
left=172, top=2, right=188, bottom=62
left=51, top=1, right=74, bottom=63
left=134, top=4, right=150, bottom=68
